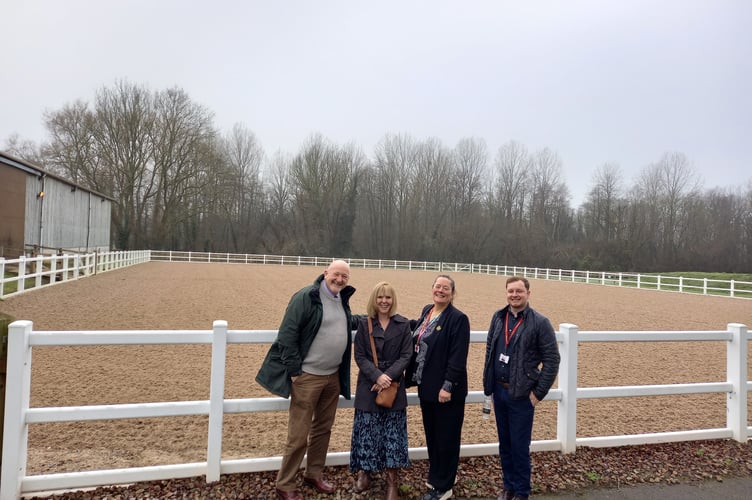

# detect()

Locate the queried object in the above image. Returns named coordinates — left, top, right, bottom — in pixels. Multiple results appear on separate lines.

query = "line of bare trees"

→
left=4, top=82, right=751, bottom=272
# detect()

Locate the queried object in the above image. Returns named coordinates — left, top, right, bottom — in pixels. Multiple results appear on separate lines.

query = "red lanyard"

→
left=417, top=307, right=441, bottom=344
left=504, top=312, right=524, bottom=347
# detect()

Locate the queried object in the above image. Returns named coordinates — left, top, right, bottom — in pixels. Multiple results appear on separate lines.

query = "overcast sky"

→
left=2, top=0, right=750, bottom=206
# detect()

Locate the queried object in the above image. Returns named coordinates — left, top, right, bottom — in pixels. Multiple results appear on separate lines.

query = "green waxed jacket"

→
left=255, top=274, right=357, bottom=399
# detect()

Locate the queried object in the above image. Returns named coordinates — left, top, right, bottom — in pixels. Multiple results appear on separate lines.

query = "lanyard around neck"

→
left=504, top=312, right=524, bottom=347
left=417, top=307, right=442, bottom=344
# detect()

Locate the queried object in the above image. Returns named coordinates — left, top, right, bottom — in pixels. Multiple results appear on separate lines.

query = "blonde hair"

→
left=366, top=281, right=398, bottom=318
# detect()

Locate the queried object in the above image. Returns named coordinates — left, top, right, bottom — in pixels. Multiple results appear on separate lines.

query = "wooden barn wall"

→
left=0, top=165, right=27, bottom=255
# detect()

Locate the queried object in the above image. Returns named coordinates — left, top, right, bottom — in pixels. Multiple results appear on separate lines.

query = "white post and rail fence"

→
left=1, top=321, right=749, bottom=499
left=2, top=250, right=751, bottom=299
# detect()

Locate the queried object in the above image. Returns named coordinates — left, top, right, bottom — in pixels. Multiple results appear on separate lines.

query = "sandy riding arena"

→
left=1, top=261, right=750, bottom=476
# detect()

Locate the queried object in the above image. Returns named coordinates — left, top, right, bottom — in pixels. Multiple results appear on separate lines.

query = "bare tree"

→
left=264, top=151, right=295, bottom=252
left=453, top=137, right=487, bottom=213
left=28, top=86, right=752, bottom=272
left=631, top=152, right=700, bottom=268
left=582, top=163, right=623, bottom=241
left=149, top=87, right=217, bottom=249
left=491, top=140, right=530, bottom=221
left=525, top=147, right=570, bottom=264
left=43, top=101, right=101, bottom=186
left=447, top=137, right=489, bottom=260
left=218, top=122, right=265, bottom=252
left=360, top=133, right=419, bottom=258
left=90, top=80, right=158, bottom=249
left=2, top=133, right=45, bottom=167
left=410, top=137, right=453, bottom=259
left=289, top=135, right=364, bottom=255
left=174, top=140, right=227, bottom=251
left=681, top=187, right=749, bottom=271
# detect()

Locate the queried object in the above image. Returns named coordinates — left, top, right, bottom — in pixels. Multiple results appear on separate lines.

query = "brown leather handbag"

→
left=368, top=317, right=399, bottom=408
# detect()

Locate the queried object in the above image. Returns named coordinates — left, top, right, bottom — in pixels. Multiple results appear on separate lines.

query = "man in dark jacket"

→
left=482, top=276, right=560, bottom=500
left=256, top=259, right=357, bottom=499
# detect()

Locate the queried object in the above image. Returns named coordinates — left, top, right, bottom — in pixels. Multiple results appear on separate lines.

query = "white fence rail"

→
left=1, top=250, right=750, bottom=299
left=149, top=250, right=752, bottom=299
left=2, top=321, right=749, bottom=499
left=0, top=251, right=150, bottom=299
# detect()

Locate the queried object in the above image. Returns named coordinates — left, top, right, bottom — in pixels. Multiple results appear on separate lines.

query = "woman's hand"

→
left=376, top=373, right=392, bottom=389
left=438, top=388, right=451, bottom=403
left=371, top=373, right=392, bottom=392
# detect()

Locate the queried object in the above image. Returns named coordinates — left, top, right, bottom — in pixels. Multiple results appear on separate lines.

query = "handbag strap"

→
left=367, top=316, right=379, bottom=366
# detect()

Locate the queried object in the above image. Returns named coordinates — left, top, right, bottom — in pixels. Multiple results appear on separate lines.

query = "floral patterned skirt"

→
left=349, top=408, right=411, bottom=471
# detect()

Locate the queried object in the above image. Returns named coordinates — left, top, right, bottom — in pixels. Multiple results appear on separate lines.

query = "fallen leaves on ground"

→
left=29, top=439, right=752, bottom=499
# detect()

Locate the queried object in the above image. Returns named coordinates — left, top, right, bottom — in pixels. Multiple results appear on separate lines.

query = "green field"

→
left=580, top=271, right=752, bottom=298
left=1, top=273, right=36, bottom=297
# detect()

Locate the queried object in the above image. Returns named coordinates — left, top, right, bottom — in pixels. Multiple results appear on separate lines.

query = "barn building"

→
left=0, top=151, right=112, bottom=257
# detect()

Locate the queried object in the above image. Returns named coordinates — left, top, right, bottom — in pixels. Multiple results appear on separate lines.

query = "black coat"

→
left=406, top=303, right=470, bottom=402
left=353, top=314, right=413, bottom=411
left=482, top=305, right=560, bottom=401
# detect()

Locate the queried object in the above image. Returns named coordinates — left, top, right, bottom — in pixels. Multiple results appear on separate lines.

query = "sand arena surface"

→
left=1, top=261, right=750, bottom=475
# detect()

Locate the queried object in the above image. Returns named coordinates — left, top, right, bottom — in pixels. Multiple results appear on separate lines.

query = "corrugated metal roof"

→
left=0, top=150, right=115, bottom=202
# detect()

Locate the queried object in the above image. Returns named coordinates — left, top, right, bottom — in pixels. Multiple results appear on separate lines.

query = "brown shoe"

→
left=303, top=476, right=335, bottom=494
left=353, top=470, right=371, bottom=493
left=275, top=488, right=304, bottom=500
left=497, top=491, right=514, bottom=500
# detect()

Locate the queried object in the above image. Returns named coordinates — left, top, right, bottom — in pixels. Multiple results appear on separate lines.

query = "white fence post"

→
left=1, top=321, right=33, bottom=500
left=726, top=323, right=748, bottom=442
left=206, top=320, right=228, bottom=483
left=51, top=256, right=58, bottom=284
left=34, top=256, right=43, bottom=289
left=62, top=255, right=70, bottom=281
left=17, top=257, right=26, bottom=293
left=557, top=324, right=579, bottom=454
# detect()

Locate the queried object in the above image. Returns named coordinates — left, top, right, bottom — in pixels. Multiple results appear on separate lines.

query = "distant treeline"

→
left=4, top=81, right=751, bottom=273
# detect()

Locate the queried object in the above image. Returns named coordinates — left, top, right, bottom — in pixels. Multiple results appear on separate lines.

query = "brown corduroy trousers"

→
left=275, top=371, right=341, bottom=491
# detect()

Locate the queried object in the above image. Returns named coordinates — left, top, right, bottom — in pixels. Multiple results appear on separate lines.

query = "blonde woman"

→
left=350, top=281, right=413, bottom=499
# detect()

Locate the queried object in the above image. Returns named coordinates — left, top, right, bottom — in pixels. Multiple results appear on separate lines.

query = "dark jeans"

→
left=493, top=383, right=535, bottom=496
left=420, top=398, right=465, bottom=491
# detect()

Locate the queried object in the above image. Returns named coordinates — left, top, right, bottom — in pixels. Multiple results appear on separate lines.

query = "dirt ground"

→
left=1, top=261, right=750, bottom=476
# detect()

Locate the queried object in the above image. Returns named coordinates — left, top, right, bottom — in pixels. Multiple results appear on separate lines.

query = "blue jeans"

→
left=493, top=382, right=535, bottom=496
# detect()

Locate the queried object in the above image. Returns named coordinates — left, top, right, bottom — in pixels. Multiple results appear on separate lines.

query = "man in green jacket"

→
left=256, top=259, right=357, bottom=499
